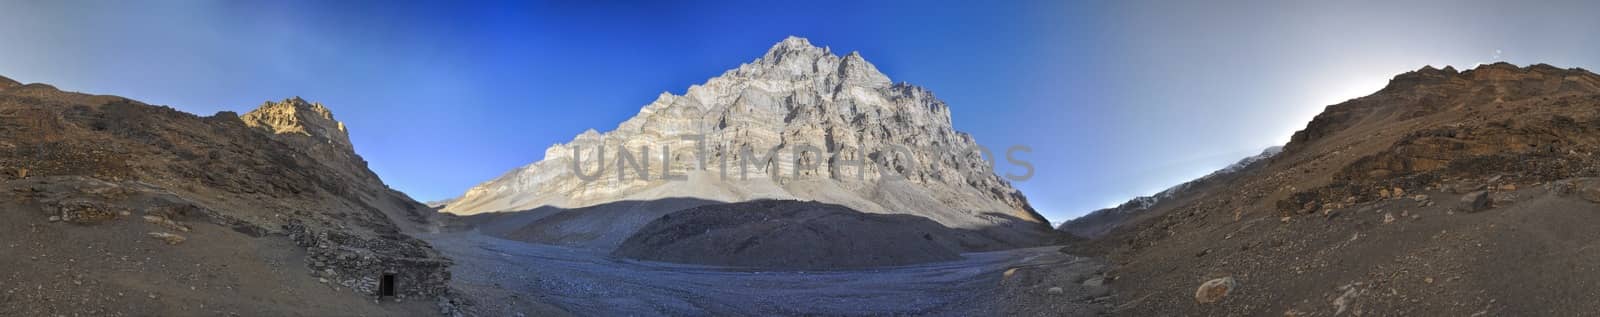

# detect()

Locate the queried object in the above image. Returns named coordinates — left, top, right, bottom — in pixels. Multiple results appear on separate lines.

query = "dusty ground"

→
left=1095, top=181, right=1600, bottom=316
left=994, top=248, right=1115, bottom=316
left=0, top=196, right=434, bottom=316
left=424, top=228, right=1105, bottom=316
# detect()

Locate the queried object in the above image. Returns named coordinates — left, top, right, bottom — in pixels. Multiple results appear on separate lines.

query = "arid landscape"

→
left=1064, top=63, right=1600, bottom=316
left=10, top=39, right=1600, bottom=316
left=0, top=78, right=452, bottom=316
left=5, top=2, right=1600, bottom=316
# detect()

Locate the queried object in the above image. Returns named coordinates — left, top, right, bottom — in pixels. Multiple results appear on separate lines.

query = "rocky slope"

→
left=442, top=37, right=1051, bottom=253
left=0, top=80, right=455, bottom=315
left=1069, top=63, right=1600, bottom=315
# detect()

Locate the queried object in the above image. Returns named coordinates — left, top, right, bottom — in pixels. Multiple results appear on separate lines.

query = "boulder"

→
left=1459, top=191, right=1491, bottom=212
left=1083, top=276, right=1105, bottom=287
left=1195, top=277, right=1237, bottom=304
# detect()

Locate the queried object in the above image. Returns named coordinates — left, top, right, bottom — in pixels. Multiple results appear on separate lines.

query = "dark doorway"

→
left=379, top=274, right=397, bottom=297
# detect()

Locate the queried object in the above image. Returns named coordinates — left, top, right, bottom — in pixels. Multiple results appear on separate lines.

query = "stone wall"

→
left=284, top=222, right=451, bottom=298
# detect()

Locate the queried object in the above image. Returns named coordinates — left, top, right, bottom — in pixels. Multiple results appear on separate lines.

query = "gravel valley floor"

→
left=422, top=230, right=1107, bottom=316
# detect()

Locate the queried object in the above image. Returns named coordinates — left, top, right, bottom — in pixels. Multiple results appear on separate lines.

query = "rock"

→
left=1491, top=192, right=1515, bottom=205
left=1450, top=183, right=1484, bottom=194
left=55, top=200, right=120, bottom=224
left=1083, top=276, right=1105, bottom=287
left=146, top=232, right=186, bottom=245
left=1195, top=277, right=1236, bottom=304
left=142, top=215, right=190, bottom=232
left=1047, top=287, right=1064, bottom=295
left=1460, top=191, right=1491, bottom=212
left=1383, top=213, right=1396, bottom=224
left=1300, top=201, right=1320, bottom=214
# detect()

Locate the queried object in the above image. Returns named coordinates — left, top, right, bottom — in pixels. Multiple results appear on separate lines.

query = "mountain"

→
left=1077, top=63, right=1600, bottom=315
left=440, top=36, right=1051, bottom=257
left=1058, top=146, right=1282, bottom=238
left=0, top=82, right=453, bottom=315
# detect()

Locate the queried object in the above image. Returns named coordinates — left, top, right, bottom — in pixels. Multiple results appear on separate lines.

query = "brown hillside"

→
left=1081, top=63, right=1600, bottom=316
left=0, top=78, right=455, bottom=316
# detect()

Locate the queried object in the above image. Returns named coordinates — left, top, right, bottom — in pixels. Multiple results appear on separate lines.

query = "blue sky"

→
left=2, top=0, right=1597, bottom=222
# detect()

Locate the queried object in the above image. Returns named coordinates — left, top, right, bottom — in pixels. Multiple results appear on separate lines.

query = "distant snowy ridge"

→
left=1057, top=145, right=1282, bottom=238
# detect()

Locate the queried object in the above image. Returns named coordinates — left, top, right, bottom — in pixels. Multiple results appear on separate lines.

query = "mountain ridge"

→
left=1059, top=145, right=1283, bottom=238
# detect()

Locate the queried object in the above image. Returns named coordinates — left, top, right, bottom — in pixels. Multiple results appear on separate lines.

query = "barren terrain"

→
left=425, top=227, right=1107, bottom=316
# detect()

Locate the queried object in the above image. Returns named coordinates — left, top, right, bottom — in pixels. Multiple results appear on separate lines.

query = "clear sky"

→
left=1, top=0, right=1597, bottom=223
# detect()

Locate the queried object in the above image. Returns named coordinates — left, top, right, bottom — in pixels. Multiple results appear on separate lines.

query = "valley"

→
left=6, top=12, right=1600, bottom=315
left=422, top=228, right=1107, bottom=316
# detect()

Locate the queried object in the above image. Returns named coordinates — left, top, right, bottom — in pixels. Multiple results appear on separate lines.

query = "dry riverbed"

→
left=421, top=230, right=1107, bottom=316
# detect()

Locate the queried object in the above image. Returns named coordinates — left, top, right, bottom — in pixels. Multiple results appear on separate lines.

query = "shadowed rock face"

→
left=613, top=199, right=970, bottom=270
left=443, top=36, right=1050, bottom=251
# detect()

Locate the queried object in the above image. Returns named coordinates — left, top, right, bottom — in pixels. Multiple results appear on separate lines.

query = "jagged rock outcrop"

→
left=0, top=78, right=450, bottom=315
left=241, top=97, right=354, bottom=152
left=443, top=36, right=1050, bottom=251
left=1078, top=63, right=1600, bottom=316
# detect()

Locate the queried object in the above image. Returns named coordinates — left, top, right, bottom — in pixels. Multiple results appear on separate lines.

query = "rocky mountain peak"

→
left=747, top=36, right=891, bottom=88
left=765, top=36, right=820, bottom=55
left=240, top=97, right=353, bottom=151
left=444, top=37, right=1049, bottom=251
